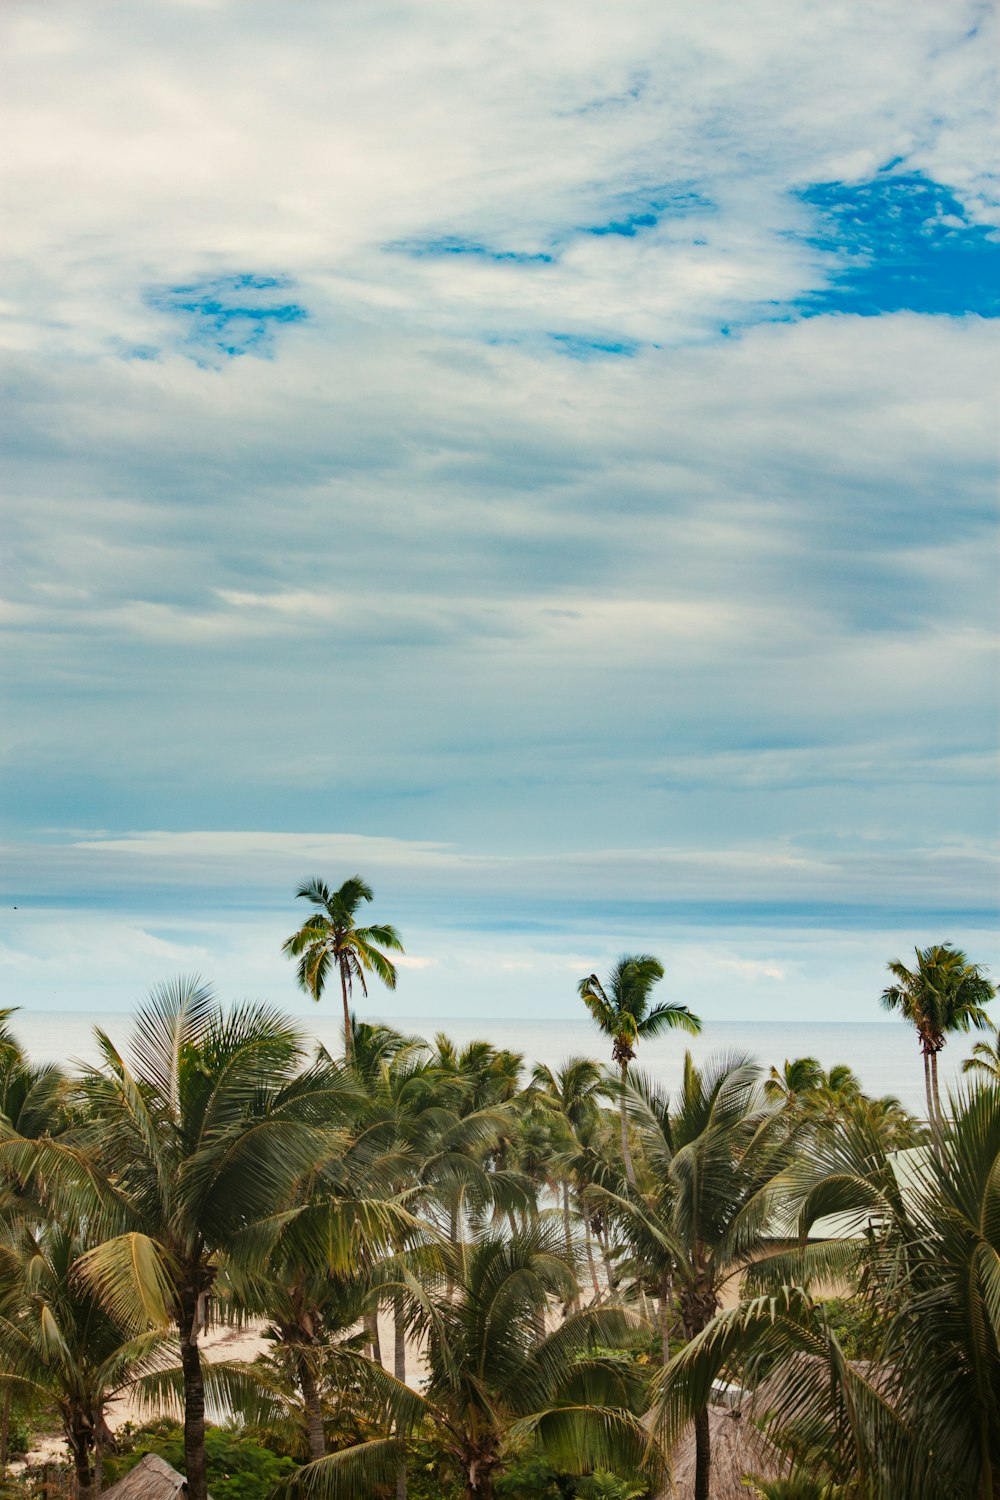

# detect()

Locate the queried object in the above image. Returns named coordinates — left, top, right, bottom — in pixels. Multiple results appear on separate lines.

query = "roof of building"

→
left=661, top=1404, right=785, bottom=1499
left=101, top=1453, right=211, bottom=1500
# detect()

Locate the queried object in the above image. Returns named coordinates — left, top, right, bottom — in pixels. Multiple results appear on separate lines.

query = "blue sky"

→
left=1, top=0, right=997, bottom=1023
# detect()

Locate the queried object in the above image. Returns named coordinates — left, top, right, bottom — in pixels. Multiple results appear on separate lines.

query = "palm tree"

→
left=0, top=1220, right=172, bottom=1500
left=292, top=1227, right=659, bottom=1500
left=231, top=1136, right=426, bottom=1461
left=656, top=1082, right=1000, bottom=1499
left=881, top=943, right=995, bottom=1121
left=602, top=1055, right=792, bottom=1500
left=283, top=876, right=405, bottom=1060
left=423, top=1035, right=535, bottom=1250
left=527, top=1059, right=605, bottom=1296
left=45, top=979, right=350, bottom=1500
left=963, top=1023, right=1000, bottom=1082
left=764, top=1058, right=824, bottom=1108
left=578, top=955, right=700, bottom=1185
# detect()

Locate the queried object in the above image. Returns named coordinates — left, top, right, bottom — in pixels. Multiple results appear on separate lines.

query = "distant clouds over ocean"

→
left=1, top=0, right=997, bottom=1019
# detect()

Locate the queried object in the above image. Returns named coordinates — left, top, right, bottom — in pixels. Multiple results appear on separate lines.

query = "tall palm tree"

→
left=46, top=979, right=351, bottom=1500
left=599, top=1055, right=791, bottom=1500
left=423, top=1035, right=534, bottom=1248
left=578, top=955, right=700, bottom=1185
left=881, top=943, right=994, bottom=1121
left=292, top=1227, right=659, bottom=1500
left=283, top=877, right=405, bottom=1061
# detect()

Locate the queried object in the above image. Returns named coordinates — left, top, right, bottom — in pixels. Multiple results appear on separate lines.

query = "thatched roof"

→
left=751, top=1353, right=895, bottom=1422
left=661, top=1405, right=785, bottom=1500
left=102, top=1454, right=211, bottom=1500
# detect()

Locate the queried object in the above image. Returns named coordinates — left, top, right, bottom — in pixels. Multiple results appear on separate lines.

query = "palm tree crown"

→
left=283, top=876, right=405, bottom=1061
left=578, top=954, right=699, bottom=1069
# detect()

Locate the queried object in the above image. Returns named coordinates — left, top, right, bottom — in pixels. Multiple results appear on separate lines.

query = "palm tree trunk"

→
left=598, top=1222, right=617, bottom=1295
left=562, top=1182, right=573, bottom=1260
left=561, top=1184, right=578, bottom=1312
left=922, top=1048, right=935, bottom=1126
left=930, top=1047, right=943, bottom=1123
left=365, top=1310, right=383, bottom=1367
left=296, top=1352, right=326, bottom=1461
left=1, top=1387, right=10, bottom=1477
left=340, top=963, right=353, bottom=1062
left=583, top=1216, right=601, bottom=1300
left=619, top=1062, right=636, bottom=1187
left=68, top=1425, right=94, bottom=1500
left=179, top=1294, right=209, bottom=1500
left=659, top=1271, right=672, bottom=1366
left=94, top=1417, right=104, bottom=1498
left=394, top=1292, right=406, bottom=1381
left=693, top=1406, right=711, bottom=1500
left=394, top=1293, right=407, bottom=1500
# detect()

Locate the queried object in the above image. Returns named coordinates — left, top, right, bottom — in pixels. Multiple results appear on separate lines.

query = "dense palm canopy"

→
left=293, top=1227, right=658, bottom=1500
left=282, top=876, right=405, bottom=1059
left=0, top=923, right=995, bottom=1500
left=56, top=980, right=353, bottom=1500
left=0, top=1221, right=171, bottom=1500
left=657, top=1083, right=1000, bottom=1499
left=526, top=1058, right=607, bottom=1301
left=601, top=1055, right=793, bottom=1500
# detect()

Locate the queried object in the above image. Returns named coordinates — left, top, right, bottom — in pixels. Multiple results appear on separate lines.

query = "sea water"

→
left=4, top=1009, right=972, bottom=1116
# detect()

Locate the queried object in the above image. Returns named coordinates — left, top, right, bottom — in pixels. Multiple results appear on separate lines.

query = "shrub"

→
left=104, top=1423, right=297, bottom=1500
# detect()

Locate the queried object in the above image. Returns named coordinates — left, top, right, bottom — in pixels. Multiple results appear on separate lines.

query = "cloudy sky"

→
left=2, top=0, right=997, bottom=1024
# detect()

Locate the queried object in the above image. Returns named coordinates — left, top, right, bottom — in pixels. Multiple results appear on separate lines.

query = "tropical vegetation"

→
left=0, top=883, right=993, bottom=1500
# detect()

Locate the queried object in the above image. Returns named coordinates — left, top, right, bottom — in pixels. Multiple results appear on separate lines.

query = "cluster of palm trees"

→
left=0, top=875, right=994, bottom=1500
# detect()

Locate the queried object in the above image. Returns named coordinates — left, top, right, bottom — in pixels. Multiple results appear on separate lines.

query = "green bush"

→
left=400, top=1443, right=650, bottom=1500
left=494, top=1454, right=570, bottom=1499
left=3, top=1419, right=30, bottom=1458
left=819, top=1297, right=884, bottom=1361
left=573, top=1475, right=648, bottom=1500
left=104, top=1423, right=297, bottom=1500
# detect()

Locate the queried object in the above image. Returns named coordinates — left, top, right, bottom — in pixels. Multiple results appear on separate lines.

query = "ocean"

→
left=3, top=1008, right=975, bottom=1117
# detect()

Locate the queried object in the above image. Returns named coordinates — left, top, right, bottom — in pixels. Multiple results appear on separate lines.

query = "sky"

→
left=1, top=0, right=998, bottom=1025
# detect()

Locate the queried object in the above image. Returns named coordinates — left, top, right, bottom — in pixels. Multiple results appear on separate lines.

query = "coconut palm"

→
left=599, top=1055, right=792, bottom=1500
left=527, top=1059, right=605, bottom=1294
left=0, top=1219, right=174, bottom=1500
left=422, top=1035, right=535, bottom=1247
left=282, top=876, right=405, bottom=1060
left=963, top=1023, right=1000, bottom=1082
left=43, top=979, right=353, bottom=1500
left=230, top=1134, right=427, bottom=1461
left=0, top=1019, right=70, bottom=1233
left=881, top=943, right=994, bottom=1122
left=656, top=1082, right=1000, bottom=1499
left=764, top=1058, right=825, bottom=1108
left=292, top=1226, right=659, bottom=1500
left=577, top=956, right=700, bottom=1185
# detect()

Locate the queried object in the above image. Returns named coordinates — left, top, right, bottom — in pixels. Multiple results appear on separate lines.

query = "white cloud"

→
left=1, top=2, right=996, bottom=356
left=0, top=0, right=995, bottom=1021
left=2, top=826, right=995, bottom=917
